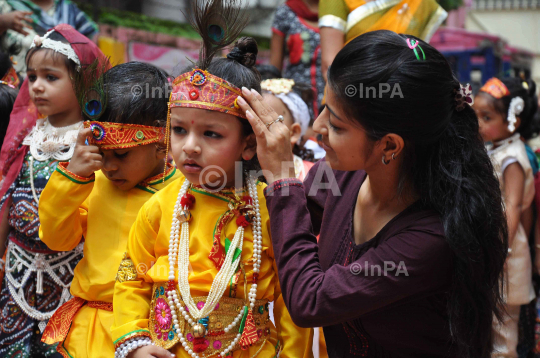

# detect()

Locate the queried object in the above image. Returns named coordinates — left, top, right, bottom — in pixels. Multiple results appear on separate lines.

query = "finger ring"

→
left=266, top=115, right=284, bottom=129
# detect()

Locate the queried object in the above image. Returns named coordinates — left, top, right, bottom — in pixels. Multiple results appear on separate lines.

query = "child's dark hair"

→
left=206, top=37, right=263, bottom=180
left=479, top=77, right=539, bottom=139
left=99, top=62, right=169, bottom=128
left=0, top=51, right=18, bottom=148
left=25, top=31, right=79, bottom=76
left=256, top=64, right=282, bottom=81
left=328, top=30, right=507, bottom=357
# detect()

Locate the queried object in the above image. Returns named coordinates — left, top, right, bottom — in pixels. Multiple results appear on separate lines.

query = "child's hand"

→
left=127, top=345, right=175, bottom=358
left=66, top=128, right=103, bottom=178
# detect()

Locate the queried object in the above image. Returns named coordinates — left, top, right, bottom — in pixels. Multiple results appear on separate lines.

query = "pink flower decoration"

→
left=155, top=298, right=172, bottom=329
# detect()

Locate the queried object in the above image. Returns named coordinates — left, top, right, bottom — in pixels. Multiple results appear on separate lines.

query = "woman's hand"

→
left=66, top=128, right=103, bottom=178
left=127, top=345, right=174, bottom=358
left=236, top=87, right=295, bottom=184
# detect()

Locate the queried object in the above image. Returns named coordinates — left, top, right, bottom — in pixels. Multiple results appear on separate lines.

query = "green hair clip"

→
left=406, top=38, right=426, bottom=61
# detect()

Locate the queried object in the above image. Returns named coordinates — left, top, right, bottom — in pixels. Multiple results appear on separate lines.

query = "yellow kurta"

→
left=39, top=164, right=180, bottom=358
left=111, top=175, right=312, bottom=357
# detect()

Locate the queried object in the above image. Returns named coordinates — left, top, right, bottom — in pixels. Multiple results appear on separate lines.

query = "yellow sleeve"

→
left=319, top=0, right=349, bottom=31
left=262, top=198, right=314, bottom=358
left=38, top=162, right=93, bottom=251
left=111, top=199, right=160, bottom=348
left=274, top=295, right=314, bottom=358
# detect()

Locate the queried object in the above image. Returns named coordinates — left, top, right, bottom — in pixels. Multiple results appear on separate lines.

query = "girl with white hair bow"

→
left=261, top=78, right=317, bottom=181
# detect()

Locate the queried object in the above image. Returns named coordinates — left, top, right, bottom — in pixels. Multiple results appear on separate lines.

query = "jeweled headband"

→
left=84, top=121, right=164, bottom=150
left=168, top=69, right=246, bottom=119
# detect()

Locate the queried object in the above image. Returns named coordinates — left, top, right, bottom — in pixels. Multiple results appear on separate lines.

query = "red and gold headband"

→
left=84, top=121, right=164, bottom=150
left=480, top=78, right=510, bottom=99
left=1, top=67, right=20, bottom=88
left=168, top=69, right=246, bottom=119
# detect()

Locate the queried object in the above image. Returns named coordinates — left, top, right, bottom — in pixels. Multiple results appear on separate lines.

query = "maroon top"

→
left=265, top=161, right=457, bottom=357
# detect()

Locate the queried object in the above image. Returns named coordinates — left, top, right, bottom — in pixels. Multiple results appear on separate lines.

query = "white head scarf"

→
left=261, top=79, right=311, bottom=143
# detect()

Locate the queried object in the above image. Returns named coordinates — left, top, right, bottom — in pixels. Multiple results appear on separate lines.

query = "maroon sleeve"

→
left=265, top=183, right=453, bottom=328
left=303, top=160, right=328, bottom=235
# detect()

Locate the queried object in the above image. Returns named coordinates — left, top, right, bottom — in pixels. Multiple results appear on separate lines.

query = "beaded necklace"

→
left=166, top=176, right=262, bottom=357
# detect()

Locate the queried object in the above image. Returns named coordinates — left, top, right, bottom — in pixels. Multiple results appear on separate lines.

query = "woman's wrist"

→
left=264, top=177, right=303, bottom=197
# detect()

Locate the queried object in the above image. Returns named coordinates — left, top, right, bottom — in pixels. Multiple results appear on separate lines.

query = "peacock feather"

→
left=74, top=59, right=108, bottom=121
left=188, top=0, right=249, bottom=70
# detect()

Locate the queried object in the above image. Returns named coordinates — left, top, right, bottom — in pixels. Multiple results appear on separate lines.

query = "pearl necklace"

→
left=166, top=177, right=263, bottom=358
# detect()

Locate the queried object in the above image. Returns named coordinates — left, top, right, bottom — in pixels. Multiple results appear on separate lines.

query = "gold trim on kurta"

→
left=149, top=282, right=271, bottom=355
left=115, top=253, right=138, bottom=283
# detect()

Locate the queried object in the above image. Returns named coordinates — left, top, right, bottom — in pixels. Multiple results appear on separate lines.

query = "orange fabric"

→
left=240, top=309, right=259, bottom=349
left=1, top=67, right=20, bottom=88
left=42, top=297, right=113, bottom=345
left=84, top=121, right=164, bottom=150
left=344, top=0, right=365, bottom=11
left=480, top=78, right=510, bottom=99
left=42, top=297, right=86, bottom=345
left=87, top=301, right=113, bottom=311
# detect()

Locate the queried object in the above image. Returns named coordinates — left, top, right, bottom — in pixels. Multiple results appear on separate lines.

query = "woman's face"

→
left=312, top=87, right=376, bottom=171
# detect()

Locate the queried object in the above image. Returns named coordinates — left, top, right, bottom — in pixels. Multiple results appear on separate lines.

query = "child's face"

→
left=262, top=92, right=302, bottom=146
left=27, top=50, right=79, bottom=119
left=473, top=92, right=512, bottom=142
left=170, top=107, right=256, bottom=189
left=100, top=144, right=165, bottom=191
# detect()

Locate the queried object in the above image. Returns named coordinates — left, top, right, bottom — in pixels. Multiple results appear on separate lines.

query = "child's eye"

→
left=114, top=152, right=128, bottom=159
left=483, top=116, right=490, bottom=121
left=204, top=131, right=222, bottom=139
left=27, top=75, right=36, bottom=82
left=173, top=126, right=186, bottom=135
left=47, top=75, right=58, bottom=81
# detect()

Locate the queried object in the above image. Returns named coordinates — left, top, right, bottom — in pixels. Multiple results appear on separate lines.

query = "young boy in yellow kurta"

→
left=111, top=2, right=312, bottom=357
left=38, top=63, right=181, bottom=358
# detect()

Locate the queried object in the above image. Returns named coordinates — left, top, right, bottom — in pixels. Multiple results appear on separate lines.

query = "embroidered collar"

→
left=22, top=118, right=82, bottom=162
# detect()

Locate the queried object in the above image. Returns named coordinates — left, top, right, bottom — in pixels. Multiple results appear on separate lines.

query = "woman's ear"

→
left=380, top=133, right=405, bottom=163
left=289, top=123, right=302, bottom=146
left=242, top=133, right=257, bottom=161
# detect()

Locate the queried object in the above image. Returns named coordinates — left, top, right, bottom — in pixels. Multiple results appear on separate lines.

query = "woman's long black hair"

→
left=328, top=30, right=507, bottom=357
